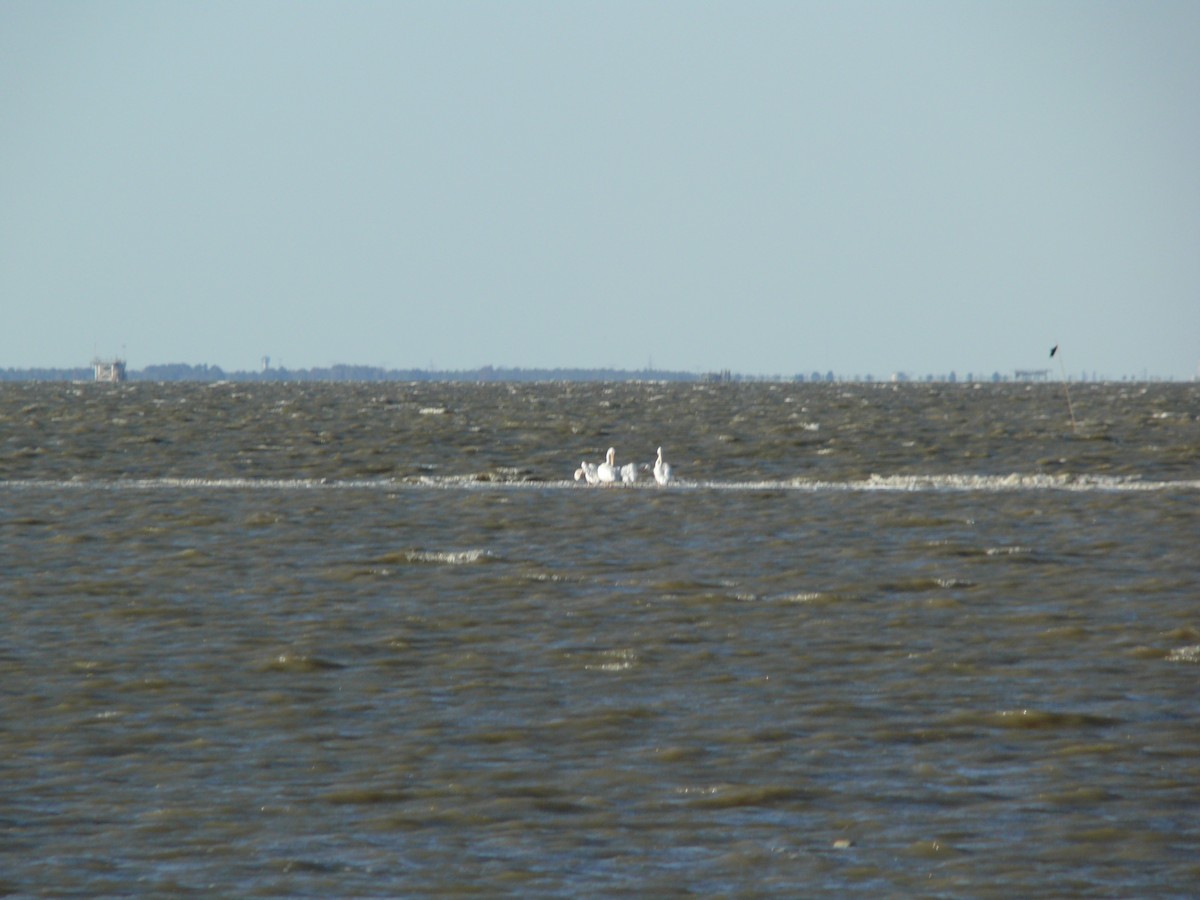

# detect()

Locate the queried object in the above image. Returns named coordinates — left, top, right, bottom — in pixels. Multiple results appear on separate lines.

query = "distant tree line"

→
left=0, top=364, right=1175, bottom=383
left=0, top=363, right=706, bottom=383
left=0, top=367, right=94, bottom=381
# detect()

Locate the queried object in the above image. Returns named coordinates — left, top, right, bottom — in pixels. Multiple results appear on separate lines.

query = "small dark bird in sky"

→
left=1050, top=345, right=1058, bottom=358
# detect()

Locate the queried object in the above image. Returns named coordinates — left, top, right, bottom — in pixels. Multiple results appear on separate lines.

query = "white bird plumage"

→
left=574, top=461, right=600, bottom=484
left=596, top=447, right=619, bottom=483
left=653, top=446, right=672, bottom=485
left=576, top=447, right=659, bottom=486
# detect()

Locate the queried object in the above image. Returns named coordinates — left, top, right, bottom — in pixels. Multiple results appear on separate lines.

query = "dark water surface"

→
left=2, top=382, right=1198, bottom=896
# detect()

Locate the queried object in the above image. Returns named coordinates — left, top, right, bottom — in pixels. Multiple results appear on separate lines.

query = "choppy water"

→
left=2, top=381, right=1198, bottom=897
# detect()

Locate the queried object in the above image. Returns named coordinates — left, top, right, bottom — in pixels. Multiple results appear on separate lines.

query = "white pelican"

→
left=620, top=461, right=639, bottom=483
left=574, top=461, right=600, bottom=484
left=653, top=446, right=672, bottom=485
left=596, top=447, right=618, bottom=483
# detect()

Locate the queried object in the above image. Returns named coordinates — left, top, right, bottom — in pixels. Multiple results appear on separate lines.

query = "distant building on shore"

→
left=1014, top=368, right=1050, bottom=382
left=92, top=358, right=127, bottom=383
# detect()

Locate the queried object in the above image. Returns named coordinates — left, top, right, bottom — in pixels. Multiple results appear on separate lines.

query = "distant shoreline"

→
left=0, top=364, right=1190, bottom=384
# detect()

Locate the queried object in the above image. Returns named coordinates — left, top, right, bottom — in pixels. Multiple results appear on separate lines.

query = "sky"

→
left=2, top=1, right=1198, bottom=379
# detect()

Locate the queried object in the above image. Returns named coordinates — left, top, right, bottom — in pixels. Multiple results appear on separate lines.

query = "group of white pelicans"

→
left=574, top=446, right=672, bottom=486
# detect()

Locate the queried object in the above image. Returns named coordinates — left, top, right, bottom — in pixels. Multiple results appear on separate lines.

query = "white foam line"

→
left=802, top=473, right=1200, bottom=493
left=1, top=474, right=1197, bottom=493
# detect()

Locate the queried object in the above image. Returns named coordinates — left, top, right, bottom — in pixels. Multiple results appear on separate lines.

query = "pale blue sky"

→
left=2, top=1, right=1197, bottom=378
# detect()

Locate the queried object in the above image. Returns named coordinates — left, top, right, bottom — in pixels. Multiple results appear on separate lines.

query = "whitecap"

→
left=1166, top=646, right=1200, bottom=663
left=403, top=549, right=489, bottom=565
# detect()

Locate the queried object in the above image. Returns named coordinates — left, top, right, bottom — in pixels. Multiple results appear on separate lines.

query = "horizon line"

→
left=1, top=361, right=1192, bottom=384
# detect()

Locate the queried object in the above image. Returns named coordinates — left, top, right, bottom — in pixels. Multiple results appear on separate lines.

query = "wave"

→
left=0, top=477, right=382, bottom=491
left=376, top=472, right=1200, bottom=493
left=2, top=472, right=1198, bottom=493
left=390, top=548, right=491, bottom=565
left=802, top=473, right=1200, bottom=493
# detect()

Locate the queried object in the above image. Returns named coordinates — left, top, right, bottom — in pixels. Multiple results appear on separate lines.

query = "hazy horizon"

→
left=5, top=357, right=1189, bottom=383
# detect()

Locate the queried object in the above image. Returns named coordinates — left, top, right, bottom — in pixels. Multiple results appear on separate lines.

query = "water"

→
left=2, top=381, right=1198, bottom=896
